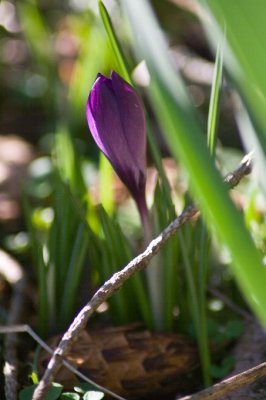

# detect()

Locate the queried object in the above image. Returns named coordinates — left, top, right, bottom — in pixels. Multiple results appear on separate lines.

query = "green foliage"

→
left=11, top=0, right=266, bottom=392
left=149, top=179, right=179, bottom=330
left=207, top=319, right=244, bottom=343
left=73, top=384, right=96, bottom=394
left=25, top=131, right=91, bottom=334
left=83, top=392, right=104, bottom=400
left=68, top=16, right=113, bottom=129
left=98, top=155, right=114, bottom=214
left=91, top=205, right=152, bottom=326
left=196, top=41, right=224, bottom=385
left=19, top=383, right=63, bottom=400
left=60, top=394, right=80, bottom=400
left=123, top=0, right=266, bottom=329
left=18, top=382, right=104, bottom=400
left=210, top=355, right=235, bottom=379
left=202, top=0, right=266, bottom=156
left=202, top=0, right=266, bottom=197
left=18, top=0, right=53, bottom=72
left=225, top=320, right=244, bottom=339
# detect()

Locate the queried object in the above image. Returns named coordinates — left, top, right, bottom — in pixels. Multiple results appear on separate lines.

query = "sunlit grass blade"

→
left=235, top=98, right=266, bottom=194
left=17, top=0, right=53, bottom=71
left=197, top=43, right=223, bottom=384
left=48, top=178, right=93, bottom=329
left=197, top=222, right=212, bottom=386
left=36, top=246, right=49, bottom=337
left=151, top=181, right=178, bottom=331
left=200, top=0, right=266, bottom=157
left=101, top=244, right=129, bottom=323
left=17, top=0, right=56, bottom=115
left=123, top=0, right=266, bottom=328
left=39, top=129, right=97, bottom=331
left=23, top=196, right=49, bottom=337
left=207, top=42, right=223, bottom=155
left=99, top=154, right=114, bottom=215
left=68, top=20, right=110, bottom=126
left=60, top=222, right=89, bottom=327
left=98, top=207, right=133, bottom=322
left=99, top=0, right=131, bottom=82
left=48, top=175, right=75, bottom=306
left=126, top=270, right=153, bottom=328
left=163, top=236, right=179, bottom=331
left=98, top=206, right=152, bottom=326
left=90, top=228, right=138, bottom=325
left=178, top=230, right=200, bottom=338
left=54, top=127, right=86, bottom=195
left=178, top=216, right=212, bottom=386
left=115, top=224, right=153, bottom=327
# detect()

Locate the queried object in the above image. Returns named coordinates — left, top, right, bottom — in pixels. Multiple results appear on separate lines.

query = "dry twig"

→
left=32, top=153, right=252, bottom=400
left=177, top=360, right=266, bottom=400
left=0, top=325, right=126, bottom=400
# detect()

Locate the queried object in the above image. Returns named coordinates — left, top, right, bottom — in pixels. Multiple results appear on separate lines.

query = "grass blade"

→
left=123, top=0, right=266, bottom=327
left=99, top=0, right=131, bottom=82
left=99, top=154, right=114, bottom=215
left=196, top=43, right=224, bottom=384
left=201, top=0, right=266, bottom=153
left=60, top=222, right=89, bottom=327
left=207, top=41, right=223, bottom=155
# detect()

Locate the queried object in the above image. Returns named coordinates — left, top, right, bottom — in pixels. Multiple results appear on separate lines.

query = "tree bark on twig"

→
left=32, top=153, right=253, bottom=400
left=177, top=360, right=266, bottom=400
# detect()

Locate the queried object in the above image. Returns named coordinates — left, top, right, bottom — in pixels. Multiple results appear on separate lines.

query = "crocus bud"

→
left=86, top=71, right=149, bottom=227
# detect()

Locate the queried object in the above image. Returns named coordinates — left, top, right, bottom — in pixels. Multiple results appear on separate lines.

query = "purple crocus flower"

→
left=86, top=71, right=149, bottom=228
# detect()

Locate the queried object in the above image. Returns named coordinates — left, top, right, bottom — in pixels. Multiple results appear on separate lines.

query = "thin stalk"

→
left=36, top=246, right=49, bottom=337
left=198, top=223, right=212, bottom=386
left=141, top=199, right=164, bottom=330
left=117, top=225, right=153, bottom=328
left=207, top=42, right=223, bottom=153
left=136, top=194, right=150, bottom=238
left=178, top=231, right=200, bottom=340
left=22, top=195, right=50, bottom=336
left=197, top=42, right=223, bottom=386
left=180, top=221, right=211, bottom=386
left=163, top=235, right=178, bottom=331
left=101, top=244, right=128, bottom=323
left=99, top=209, right=130, bottom=322
left=60, top=223, right=89, bottom=328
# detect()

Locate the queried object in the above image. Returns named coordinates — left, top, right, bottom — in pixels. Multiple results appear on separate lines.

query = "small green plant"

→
left=19, top=382, right=104, bottom=400
left=19, top=382, right=63, bottom=400
left=24, top=130, right=91, bottom=335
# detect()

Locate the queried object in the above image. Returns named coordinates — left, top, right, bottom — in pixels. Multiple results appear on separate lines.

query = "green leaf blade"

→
left=123, top=0, right=266, bottom=327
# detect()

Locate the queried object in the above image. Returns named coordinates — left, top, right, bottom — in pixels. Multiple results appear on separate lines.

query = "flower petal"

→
left=110, top=71, right=146, bottom=175
left=86, top=72, right=147, bottom=200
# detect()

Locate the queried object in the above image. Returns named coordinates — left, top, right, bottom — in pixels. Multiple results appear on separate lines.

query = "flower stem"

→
left=136, top=195, right=150, bottom=239
left=137, top=195, right=164, bottom=330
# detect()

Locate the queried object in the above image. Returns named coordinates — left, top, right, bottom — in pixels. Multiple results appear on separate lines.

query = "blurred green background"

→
left=1, top=0, right=266, bottom=395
